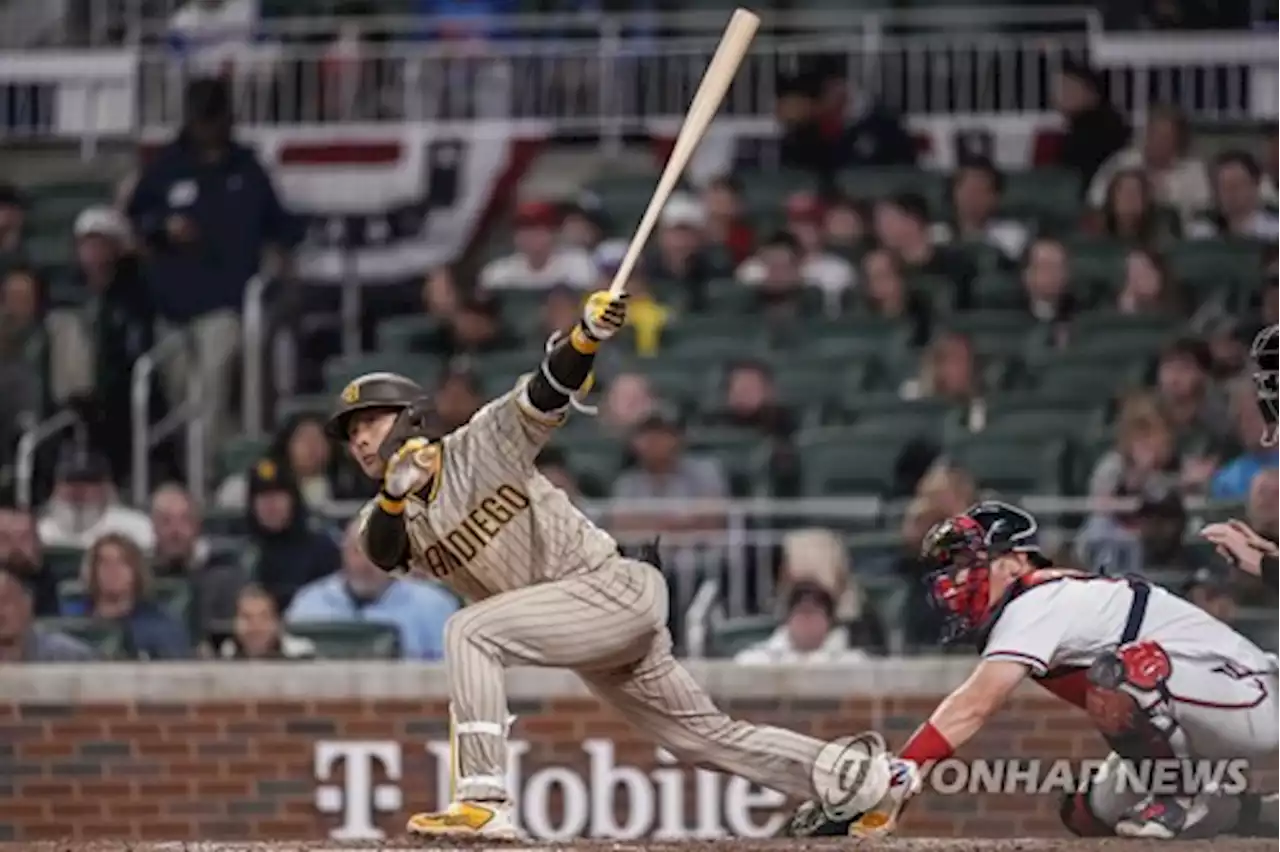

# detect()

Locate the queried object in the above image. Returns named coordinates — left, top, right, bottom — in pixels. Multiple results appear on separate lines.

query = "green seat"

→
left=57, top=578, right=193, bottom=625
left=1065, top=239, right=1127, bottom=286
left=687, top=429, right=769, bottom=494
left=709, top=614, right=777, bottom=658
left=773, top=316, right=913, bottom=363
left=837, top=393, right=953, bottom=427
left=286, top=621, right=401, bottom=659
left=972, top=272, right=1023, bottom=309
left=800, top=433, right=908, bottom=496
left=1033, top=361, right=1144, bottom=401
left=836, top=167, right=946, bottom=214
left=944, top=435, right=1065, bottom=495
left=940, top=310, right=1030, bottom=339
left=974, top=408, right=1098, bottom=441
left=1166, top=240, right=1265, bottom=287
left=217, top=436, right=270, bottom=480
left=1002, top=169, right=1082, bottom=226
left=703, top=282, right=825, bottom=316
left=322, top=353, right=442, bottom=393
left=275, top=393, right=331, bottom=424
left=1233, top=609, right=1279, bottom=653
left=376, top=315, right=443, bottom=352
left=36, top=617, right=124, bottom=659
left=44, top=545, right=85, bottom=582
left=1070, top=311, right=1177, bottom=344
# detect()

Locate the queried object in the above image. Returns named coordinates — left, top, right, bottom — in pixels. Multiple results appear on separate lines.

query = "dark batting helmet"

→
left=324, top=372, right=426, bottom=440
left=1250, top=323, right=1277, bottom=446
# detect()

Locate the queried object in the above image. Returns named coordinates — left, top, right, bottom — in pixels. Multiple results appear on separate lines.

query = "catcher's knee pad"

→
left=1085, top=641, right=1177, bottom=759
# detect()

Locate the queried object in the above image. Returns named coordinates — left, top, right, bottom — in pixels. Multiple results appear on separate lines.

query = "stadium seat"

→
left=286, top=621, right=401, bottom=659
left=1065, top=239, right=1127, bottom=287
left=376, top=315, right=444, bottom=352
left=799, top=432, right=909, bottom=497
left=217, top=436, right=270, bottom=481
left=836, top=167, right=946, bottom=214
left=1001, top=169, right=1082, bottom=227
left=709, top=614, right=777, bottom=658
left=323, top=353, right=443, bottom=393
left=943, top=434, right=1066, bottom=495
left=44, top=546, right=85, bottom=582
left=276, top=393, right=331, bottom=424
left=971, top=272, right=1023, bottom=309
left=57, top=577, right=193, bottom=626
left=37, top=617, right=125, bottom=659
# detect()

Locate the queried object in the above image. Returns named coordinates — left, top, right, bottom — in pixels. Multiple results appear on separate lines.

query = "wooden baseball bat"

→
left=606, top=8, right=760, bottom=298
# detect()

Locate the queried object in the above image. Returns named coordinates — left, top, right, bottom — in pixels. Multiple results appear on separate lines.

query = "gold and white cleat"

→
left=406, top=800, right=524, bottom=841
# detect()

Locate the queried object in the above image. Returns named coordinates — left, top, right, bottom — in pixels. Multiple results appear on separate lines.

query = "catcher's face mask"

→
left=1251, top=324, right=1278, bottom=446
left=920, top=515, right=994, bottom=644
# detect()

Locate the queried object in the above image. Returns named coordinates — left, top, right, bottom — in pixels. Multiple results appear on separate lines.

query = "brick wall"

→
left=0, top=661, right=1218, bottom=843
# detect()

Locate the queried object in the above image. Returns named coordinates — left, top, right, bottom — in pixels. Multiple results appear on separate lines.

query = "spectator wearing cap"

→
left=610, top=406, right=728, bottom=539
left=1077, top=483, right=1194, bottom=577
left=38, top=446, right=154, bottom=551
left=1088, top=106, right=1211, bottom=226
left=127, top=77, right=301, bottom=455
left=0, top=507, right=58, bottom=617
left=0, top=265, right=43, bottom=436
left=0, top=183, right=27, bottom=269
left=593, top=243, right=670, bottom=357
left=1019, top=236, right=1078, bottom=342
left=47, top=206, right=155, bottom=482
left=700, top=176, right=755, bottom=266
left=738, top=192, right=853, bottom=313
left=67, top=532, right=192, bottom=659
left=1053, top=61, right=1130, bottom=186
left=559, top=193, right=611, bottom=253
left=875, top=193, right=976, bottom=309
left=1183, top=567, right=1238, bottom=623
left=0, top=564, right=95, bottom=662
left=244, top=458, right=341, bottom=613
left=1155, top=336, right=1233, bottom=448
left=1188, top=151, right=1280, bottom=243
left=931, top=158, right=1029, bottom=264
left=480, top=200, right=595, bottom=291
left=647, top=193, right=715, bottom=310
left=287, top=517, right=458, bottom=660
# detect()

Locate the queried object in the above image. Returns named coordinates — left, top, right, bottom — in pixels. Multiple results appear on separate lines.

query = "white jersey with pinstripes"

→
left=360, top=379, right=619, bottom=603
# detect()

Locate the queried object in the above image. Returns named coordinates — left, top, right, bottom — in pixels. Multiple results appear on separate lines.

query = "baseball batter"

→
left=324, top=291, right=879, bottom=840
left=838, top=501, right=1278, bottom=842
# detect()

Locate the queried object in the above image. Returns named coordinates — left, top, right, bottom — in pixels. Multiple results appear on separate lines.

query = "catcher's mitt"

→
left=377, top=398, right=436, bottom=462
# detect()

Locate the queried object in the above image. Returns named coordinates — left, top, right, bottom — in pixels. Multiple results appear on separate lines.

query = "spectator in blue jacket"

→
left=286, top=517, right=458, bottom=660
left=75, top=532, right=192, bottom=659
left=126, top=77, right=300, bottom=451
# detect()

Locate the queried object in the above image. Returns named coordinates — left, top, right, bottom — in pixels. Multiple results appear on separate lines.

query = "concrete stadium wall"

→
left=0, top=659, right=1118, bottom=843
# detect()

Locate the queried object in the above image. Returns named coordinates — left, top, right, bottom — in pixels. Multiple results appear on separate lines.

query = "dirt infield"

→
left=1, top=839, right=1276, bottom=851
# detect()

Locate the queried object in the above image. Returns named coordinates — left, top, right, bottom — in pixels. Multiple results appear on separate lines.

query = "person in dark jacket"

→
left=244, top=458, right=341, bottom=613
left=126, top=77, right=301, bottom=452
left=1053, top=61, right=1130, bottom=187
left=0, top=507, right=59, bottom=617
left=47, top=206, right=158, bottom=484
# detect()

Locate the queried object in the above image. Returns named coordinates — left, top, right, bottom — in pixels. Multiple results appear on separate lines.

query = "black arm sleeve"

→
left=1262, top=555, right=1277, bottom=590
left=526, top=329, right=596, bottom=413
left=364, top=505, right=410, bottom=571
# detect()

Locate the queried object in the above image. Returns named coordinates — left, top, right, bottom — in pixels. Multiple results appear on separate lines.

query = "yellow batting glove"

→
left=579, top=290, right=628, bottom=343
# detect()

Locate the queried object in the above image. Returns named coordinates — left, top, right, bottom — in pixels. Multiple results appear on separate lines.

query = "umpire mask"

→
left=1249, top=322, right=1280, bottom=447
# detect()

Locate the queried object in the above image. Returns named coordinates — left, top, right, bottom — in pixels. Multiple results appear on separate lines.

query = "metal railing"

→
left=54, top=5, right=1095, bottom=49
left=14, top=408, right=87, bottom=510
left=241, top=274, right=271, bottom=440
left=130, top=329, right=207, bottom=505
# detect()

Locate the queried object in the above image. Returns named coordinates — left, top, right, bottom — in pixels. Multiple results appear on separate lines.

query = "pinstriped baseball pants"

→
left=444, top=556, right=829, bottom=804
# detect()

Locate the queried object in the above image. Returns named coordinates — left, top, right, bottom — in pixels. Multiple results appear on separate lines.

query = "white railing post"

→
left=685, top=578, right=721, bottom=660
left=242, top=273, right=270, bottom=439
left=15, top=409, right=82, bottom=510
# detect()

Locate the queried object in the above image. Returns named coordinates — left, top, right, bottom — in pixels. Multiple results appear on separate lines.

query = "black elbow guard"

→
left=364, top=503, right=410, bottom=570
left=527, top=328, right=596, bottom=412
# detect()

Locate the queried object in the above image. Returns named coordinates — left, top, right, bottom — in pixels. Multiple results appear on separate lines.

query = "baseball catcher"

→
left=326, top=291, right=885, bottom=840
left=822, top=501, right=1278, bottom=841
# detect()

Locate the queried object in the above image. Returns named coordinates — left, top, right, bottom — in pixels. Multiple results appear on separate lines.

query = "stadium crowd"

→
left=0, top=49, right=1275, bottom=666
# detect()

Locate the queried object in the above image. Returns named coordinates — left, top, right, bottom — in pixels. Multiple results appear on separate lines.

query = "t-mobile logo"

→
left=314, top=741, right=404, bottom=840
